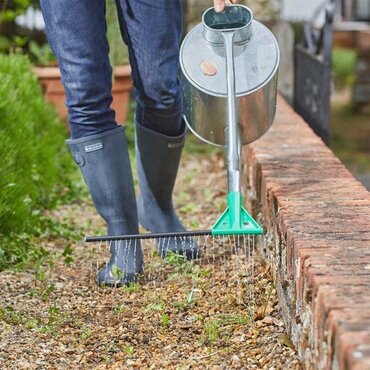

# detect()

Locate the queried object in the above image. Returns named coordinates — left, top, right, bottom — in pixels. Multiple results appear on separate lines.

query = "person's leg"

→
left=116, top=0, right=200, bottom=259
left=115, top=0, right=183, bottom=137
left=40, top=0, right=143, bottom=285
left=40, top=0, right=117, bottom=138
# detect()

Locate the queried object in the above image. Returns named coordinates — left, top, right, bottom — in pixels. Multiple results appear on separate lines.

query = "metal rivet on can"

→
left=200, top=60, right=217, bottom=76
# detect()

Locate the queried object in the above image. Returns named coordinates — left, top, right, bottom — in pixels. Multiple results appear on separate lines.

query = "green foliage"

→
left=332, top=48, right=357, bottom=89
left=173, top=289, right=197, bottom=311
left=80, top=325, right=92, bottom=341
left=124, top=345, right=135, bottom=358
left=122, top=281, right=141, bottom=293
left=0, top=0, right=34, bottom=24
left=203, top=320, right=219, bottom=344
left=106, top=0, right=129, bottom=67
left=144, top=300, right=166, bottom=313
left=28, top=41, right=56, bottom=66
left=160, top=313, right=170, bottom=327
left=0, top=53, right=77, bottom=268
left=0, top=0, right=35, bottom=54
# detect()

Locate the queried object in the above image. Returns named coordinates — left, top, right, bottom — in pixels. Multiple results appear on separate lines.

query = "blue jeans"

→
left=40, top=0, right=183, bottom=138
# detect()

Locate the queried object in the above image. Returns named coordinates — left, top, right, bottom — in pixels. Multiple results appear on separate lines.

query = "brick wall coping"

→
left=243, top=95, right=370, bottom=369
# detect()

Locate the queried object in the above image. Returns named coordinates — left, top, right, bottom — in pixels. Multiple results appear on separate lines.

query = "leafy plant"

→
left=39, top=304, right=63, bottom=334
left=0, top=54, right=79, bottom=269
left=165, top=251, right=188, bottom=266
left=28, top=40, right=56, bottom=66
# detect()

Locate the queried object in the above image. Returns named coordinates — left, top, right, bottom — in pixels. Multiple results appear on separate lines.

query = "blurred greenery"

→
left=28, top=40, right=56, bottom=66
left=106, top=0, right=130, bottom=67
left=0, top=53, right=82, bottom=269
left=331, top=100, right=370, bottom=175
left=330, top=47, right=369, bottom=180
left=0, top=0, right=129, bottom=67
left=0, top=0, right=39, bottom=54
left=332, top=48, right=357, bottom=90
left=0, top=0, right=35, bottom=24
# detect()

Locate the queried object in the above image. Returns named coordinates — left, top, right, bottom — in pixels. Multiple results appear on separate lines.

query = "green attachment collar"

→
left=212, top=192, right=263, bottom=236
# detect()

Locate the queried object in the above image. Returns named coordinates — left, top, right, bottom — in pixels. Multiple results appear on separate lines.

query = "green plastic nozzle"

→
left=212, top=192, right=263, bottom=236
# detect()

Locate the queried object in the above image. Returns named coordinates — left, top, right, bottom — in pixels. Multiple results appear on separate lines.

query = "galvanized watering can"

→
left=180, top=5, right=280, bottom=147
left=85, top=5, right=281, bottom=244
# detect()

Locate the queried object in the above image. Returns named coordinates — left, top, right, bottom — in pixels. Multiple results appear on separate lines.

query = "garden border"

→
left=243, top=95, right=370, bottom=369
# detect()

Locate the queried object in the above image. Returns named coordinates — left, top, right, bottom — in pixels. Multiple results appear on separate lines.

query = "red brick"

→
left=243, top=95, right=370, bottom=369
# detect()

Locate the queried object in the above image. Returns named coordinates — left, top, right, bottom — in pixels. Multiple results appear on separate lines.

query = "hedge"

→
left=0, top=53, right=77, bottom=268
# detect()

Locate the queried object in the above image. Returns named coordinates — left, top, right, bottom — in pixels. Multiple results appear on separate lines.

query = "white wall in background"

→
left=15, top=6, right=45, bottom=30
left=281, top=0, right=328, bottom=21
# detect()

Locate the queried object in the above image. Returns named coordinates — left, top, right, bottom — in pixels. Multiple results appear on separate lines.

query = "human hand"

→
left=213, top=0, right=239, bottom=13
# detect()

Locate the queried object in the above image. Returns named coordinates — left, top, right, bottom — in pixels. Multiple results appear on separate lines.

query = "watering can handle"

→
left=222, top=31, right=241, bottom=194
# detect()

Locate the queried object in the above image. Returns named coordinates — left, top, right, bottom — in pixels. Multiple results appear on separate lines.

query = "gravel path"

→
left=0, top=150, right=301, bottom=369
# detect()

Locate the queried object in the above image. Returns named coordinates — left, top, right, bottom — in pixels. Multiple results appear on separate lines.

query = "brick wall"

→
left=243, top=96, right=370, bottom=369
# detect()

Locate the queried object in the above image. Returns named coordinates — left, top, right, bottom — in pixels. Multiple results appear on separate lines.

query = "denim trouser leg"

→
left=40, top=0, right=118, bottom=139
left=115, top=0, right=183, bottom=136
left=40, top=0, right=183, bottom=139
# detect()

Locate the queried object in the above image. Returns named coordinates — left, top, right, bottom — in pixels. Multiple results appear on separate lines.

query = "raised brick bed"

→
left=243, top=96, right=370, bottom=369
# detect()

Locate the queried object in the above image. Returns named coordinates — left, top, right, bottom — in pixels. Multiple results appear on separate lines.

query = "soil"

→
left=0, top=148, right=301, bottom=369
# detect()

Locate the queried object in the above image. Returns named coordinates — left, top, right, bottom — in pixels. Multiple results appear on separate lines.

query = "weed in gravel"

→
left=189, top=219, right=200, bottom=229
left=39, top=304, right=63, bottom=335
left=165, top=251, right=197, bottom=276
left=160, top=313, right=171, bottom=328
left=202, top=319, right=220, bottom=345
left=217, top=313, right=252, bottom=326
left=179, top=202, right=197, bottom=214
left=173, top=289, right=197, bottom=311
left=144, top=300, right=166, bottom=313
left=107, top=343, right=120, bottom=353
left=122, top=281, right=141, bottom=293
left=0, top=306, right=24, bottom=325
left=0, top=304, right=66, bottom=336
left=40, top=284, right=55, bottom=301
left=177, top=191, right=189, bottom=205
left=62, top=244, right=74, bottom=265
left=80, top=325, right=92, bottom=341
left=124, top=345, right=135, bottom=358
left=113, top=304, right=127, bottom=314
left=165, top=251, right=187, bottom=267
left=25, top=318, right=38, bottom=330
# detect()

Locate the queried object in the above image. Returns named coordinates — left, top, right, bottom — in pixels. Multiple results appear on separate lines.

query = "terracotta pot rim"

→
left=34, top=64, right=132, bottom=79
